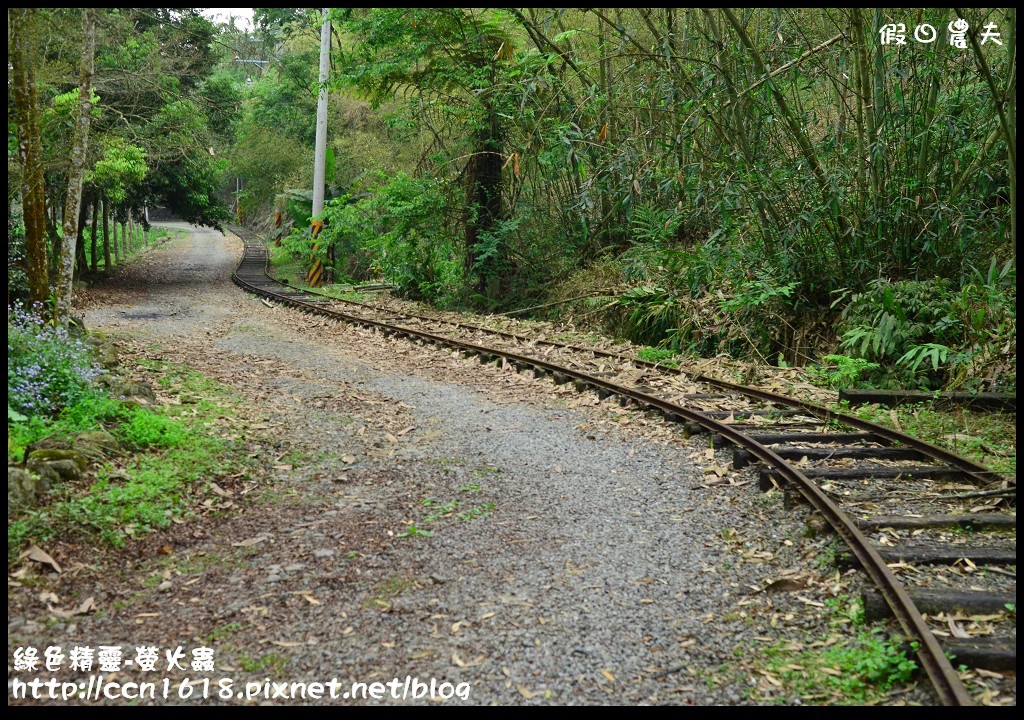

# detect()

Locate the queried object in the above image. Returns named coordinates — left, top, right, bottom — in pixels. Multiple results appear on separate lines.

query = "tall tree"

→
left=10, top=8, right=49, bottom=306
left=340, top=8, right=518, bottom=299
left=56, top=8, right=96, bottom=323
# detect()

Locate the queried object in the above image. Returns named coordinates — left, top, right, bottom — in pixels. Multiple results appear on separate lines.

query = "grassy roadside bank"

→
left=8, top=316, right=257, bottom=563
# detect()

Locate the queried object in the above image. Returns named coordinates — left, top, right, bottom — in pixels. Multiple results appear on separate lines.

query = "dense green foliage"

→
left=10, top=8, right=1015, bottom=390
left=8, top=7, right=233, bottom=310
left=242, top=8, right=1015, bottom=388
left=283, top=173, right=464, bottom=303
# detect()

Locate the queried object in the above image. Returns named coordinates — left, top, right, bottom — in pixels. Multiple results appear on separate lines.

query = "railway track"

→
left=230, top=226, right=1015, bottom=705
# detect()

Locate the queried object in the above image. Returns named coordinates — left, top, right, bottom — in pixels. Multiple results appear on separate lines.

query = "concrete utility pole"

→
left=312, top=8, right=331, bottom=218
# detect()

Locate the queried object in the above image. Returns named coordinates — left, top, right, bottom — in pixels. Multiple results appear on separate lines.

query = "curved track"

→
left=231, top=227, right=1016, bottom=705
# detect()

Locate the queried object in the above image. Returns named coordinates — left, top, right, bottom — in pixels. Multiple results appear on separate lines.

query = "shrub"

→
left=7, top=304, right=101, bottom=419
left=284, top=173, right=465, bottom=303
left=835, top=258, right=1015, bottom=390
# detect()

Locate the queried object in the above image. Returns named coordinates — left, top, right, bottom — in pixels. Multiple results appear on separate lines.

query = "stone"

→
left=8, top=467, right=40, bottom=510
left=24, top=459, right=59, bottom=492
left=28, top=449, right=88, bottom=471
left=74, top=430, right=121, bottom=460
left=43, top=460, right=83, bottom=482
left=103, top=379, right=157, bottom=403
left=75, top=429, right=120, bottom=450
left=803, top=513, right=831, bottom=539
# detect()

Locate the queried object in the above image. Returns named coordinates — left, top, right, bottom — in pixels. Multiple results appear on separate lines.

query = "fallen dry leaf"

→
left=948, top=618, right=971, bottom=639
left=452, top=652, right=486, bottom=668
left=24, top=545, right=62, bottom=574
left=209, top=482, right=233, bottom=498
left=49, top=596, right=95, bottom=618
left=762, top=577, right=810, bottom=593
left=232, top=535, right=269, bottom=548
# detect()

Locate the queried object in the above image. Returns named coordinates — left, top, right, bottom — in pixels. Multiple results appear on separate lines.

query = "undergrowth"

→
left=8, top=332, right=247, bottom=560
left=752, top=595, right=919, bottom=705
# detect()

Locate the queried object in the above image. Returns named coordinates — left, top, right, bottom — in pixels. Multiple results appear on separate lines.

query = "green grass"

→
left=8, top=391, right=123, bottom=460
left=203, top=622, right=244, bottom=643
left=750, top=594, right=917, bottom=704
left=311, top=285, right=369, bottom=303
left=456, top=502, right=494, bottom=521
left=408, top=491, right=496, bottom=536
left=267, top=244, right=378, bottom=304
left=363, top=575, right=417, bottom=606
left=8, top=360, right=248, bottom=560
left=757, top=630, right=918, bottom=705
left=397, top=523, right=433, bottom=538
left=421, top=499, right=459, bottom=523
left=839, top=400, right=1016, bottom=475
left=637, top=345, right=679, bottom=367
left=136, top=358, right=241, bottom=405
left=237, top=652, right=289, bottom=674
left=268, top=243, right=309, bottom=286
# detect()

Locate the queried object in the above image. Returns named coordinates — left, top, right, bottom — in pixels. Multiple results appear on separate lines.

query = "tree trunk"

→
left=56, top=7, right=96, bottom=323
left=10, top=7, right=50, bottom=307
left=464, top=98, right=504, bottom=300
left=47, top=197, right=62, bottom=280
left=1009, top=9, right=1017, bottom=245
left=74, top=207, right=88, bottom=280
left=112, top=212, right=121, bottom=265
left=102, top=197, right=111, bottom=271
left=90, top=197, right=99, bottom=271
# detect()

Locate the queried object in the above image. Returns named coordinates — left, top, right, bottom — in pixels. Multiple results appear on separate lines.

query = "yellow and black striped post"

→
left=272, top=212, right=283, bottom=246
left=306, top=220, right=325, bottom=287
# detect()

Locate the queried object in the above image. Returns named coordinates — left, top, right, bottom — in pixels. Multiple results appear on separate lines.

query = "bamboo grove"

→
left=9, top=8, right=1016, bottom=390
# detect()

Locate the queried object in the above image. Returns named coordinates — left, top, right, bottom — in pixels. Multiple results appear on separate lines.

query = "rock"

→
left=84, top=333, right=119, bottom=368
left=9, top=458, right=69, bottom=509
left=8, top=467, right=40, bottom=511
left=74, top=430, right=121, bottom=460
left=28, top=449, right=88, bottom=471
left=94, top=346, right=120, bottom=370
left=29, top=437, right=72, bottom=452
left=43, top=460, right=83, bottom=482
left=803, top=513, right=831, bottom=539
left=101, top=379, right=157, bottom=403
left=75, top=429, right=120, bottom=450
left=24, top=459, right=59, bottom=492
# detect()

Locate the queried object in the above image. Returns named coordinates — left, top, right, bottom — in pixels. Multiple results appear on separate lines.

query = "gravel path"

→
left=9, top=224, right=961, bottom=706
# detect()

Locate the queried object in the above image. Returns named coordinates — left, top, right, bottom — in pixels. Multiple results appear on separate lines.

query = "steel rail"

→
left=229, top=227, right=1006, bottom=490
left=231, top=238, right=974, bottom=705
